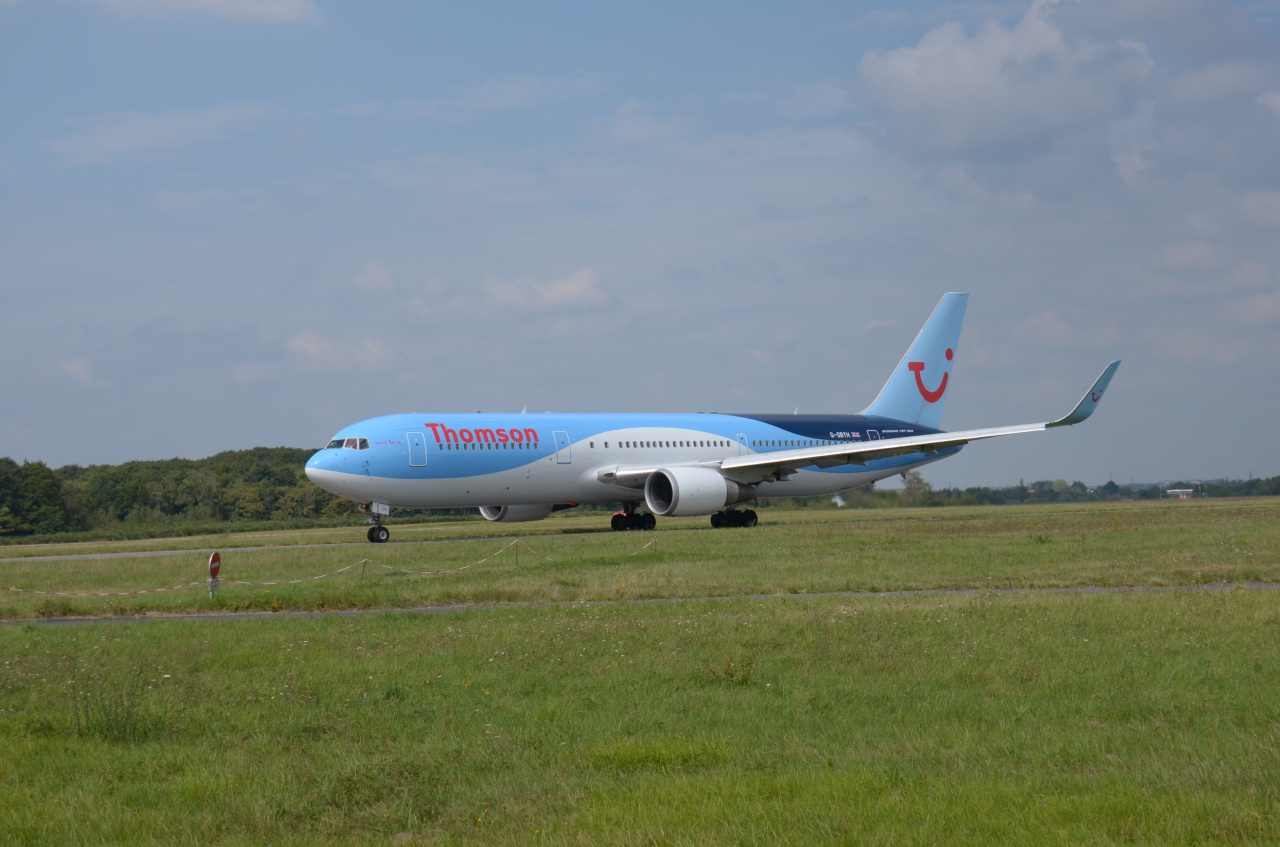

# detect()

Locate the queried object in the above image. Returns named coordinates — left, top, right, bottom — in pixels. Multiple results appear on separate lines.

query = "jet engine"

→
left=478, top=504, right=556, bottom=523
left=644, top=467, right=753, bottom=517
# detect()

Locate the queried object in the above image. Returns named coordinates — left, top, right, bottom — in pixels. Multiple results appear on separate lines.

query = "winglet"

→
left=1047, top=360, right=1121, bottom=428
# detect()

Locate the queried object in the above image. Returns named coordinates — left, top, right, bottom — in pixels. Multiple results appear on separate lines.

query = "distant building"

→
left=1166, top=489, right=1194, bottom=500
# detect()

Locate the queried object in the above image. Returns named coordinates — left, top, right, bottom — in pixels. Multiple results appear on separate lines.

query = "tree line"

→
left=0, top=448, right=349, bottom=539
left=915, top=475, right=1280, bottom=506
left=2, top=450, right=1277, bottom=540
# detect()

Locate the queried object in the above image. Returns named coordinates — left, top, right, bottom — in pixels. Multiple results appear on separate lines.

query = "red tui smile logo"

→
left=908, top=348, right=953, bottom=403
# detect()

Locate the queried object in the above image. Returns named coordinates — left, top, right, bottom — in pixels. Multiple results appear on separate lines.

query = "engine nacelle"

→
left=478, top=504, right=556, bottom=523
left=644, top=467, right=753, bottom=517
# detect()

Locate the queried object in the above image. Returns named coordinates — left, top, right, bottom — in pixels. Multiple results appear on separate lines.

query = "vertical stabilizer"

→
left=860, top=292, right=968, bottom=429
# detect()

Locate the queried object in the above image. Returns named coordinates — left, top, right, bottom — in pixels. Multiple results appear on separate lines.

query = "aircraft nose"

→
left=305, top=448, right=370, bottom=501
left=305, top=451, right=336, bottom=488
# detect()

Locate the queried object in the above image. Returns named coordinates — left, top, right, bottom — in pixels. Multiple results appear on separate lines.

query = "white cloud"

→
left=1151, top=240, right=1230, bottom=273
left=286, top=333, right=396, bottom=371
left=1260, top=91, right=1280, bottom=117
left=609, top=100, right=687, bottom=147
left=364, top=153, right=537, bottom=194
left=1172, top=62, right=1268, bottom=103
left=58, top=358, right=99, bottom=386
left=1229, top=286, right=1280, bottom=328
left=50, top=103, right=272, bottom=166
left=1108, top=101, right=1156, bottom=185
left=858, top=0, right=1153, bottom=156
left=88, top=0, right=322, bottom=22
left=1143, top=324, right=1258, bottom=366
left=150, top=187, right=269, bottom=214
left=353, top=262, right=395, bottom=295
left=230, top=362, right=270, bottom=384
left=1008, top=308, right=1125, bottom=353
left=924, top=163, right=1036, bottom=209
left=775, top=81, right=856, bottom=120
left=479, top=268, right=609, bottom=311
left=1240, top=191, right=1280, bottom=227
left=391, top=76, right=598, bottom=122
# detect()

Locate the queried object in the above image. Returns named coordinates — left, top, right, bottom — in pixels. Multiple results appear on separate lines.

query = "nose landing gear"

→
left=361, top=502, right=392, bottom=543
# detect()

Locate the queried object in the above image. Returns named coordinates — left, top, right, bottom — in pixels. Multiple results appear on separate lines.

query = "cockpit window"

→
left=327, top=437, right=371, bottom=450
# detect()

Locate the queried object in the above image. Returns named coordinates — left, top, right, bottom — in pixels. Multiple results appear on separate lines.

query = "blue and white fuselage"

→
left=305, top=293, right=1120, bottom=540
left=307, top=411, right=951, bottom=508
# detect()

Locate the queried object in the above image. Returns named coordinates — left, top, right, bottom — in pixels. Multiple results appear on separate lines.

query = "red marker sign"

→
left=209, top=552, right=222, bottom=579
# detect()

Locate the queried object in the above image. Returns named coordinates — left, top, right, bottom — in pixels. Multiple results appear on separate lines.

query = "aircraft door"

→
left=737, top=433, right=748, bottom=455
left=553, top=430, right=572, bottom=464
left=867, top=430, right=880, bottom=441
left=408, top=432, right=428, bottom=467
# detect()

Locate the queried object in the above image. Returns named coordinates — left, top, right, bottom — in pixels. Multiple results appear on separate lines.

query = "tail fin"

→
left=861, top=292, right=968, bottom=429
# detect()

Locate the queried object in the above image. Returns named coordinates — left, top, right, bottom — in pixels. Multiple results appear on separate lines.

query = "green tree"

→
left=900, top=471, right=933, bottom=506
left=224, top=484, right=268, bottom=521
left=18, top=461, right=70, bottom=535
left=0, top=458, right=21, bottom=534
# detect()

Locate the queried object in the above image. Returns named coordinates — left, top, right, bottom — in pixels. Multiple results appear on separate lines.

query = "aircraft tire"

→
left=371, top=526, right=390, bottom=543
left=712, top=510, right=757, bottom=528
left=611, top=514, right=627, bottom=532
left=642, top=513, right=656, bottom=531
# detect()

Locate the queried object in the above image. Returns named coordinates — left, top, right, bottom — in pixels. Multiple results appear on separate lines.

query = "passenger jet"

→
left=305, top=293, right=1120, bottom=542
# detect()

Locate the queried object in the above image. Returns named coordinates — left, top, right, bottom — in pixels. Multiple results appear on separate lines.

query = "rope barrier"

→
left=0, top=534, right=657, bottom=597
left=3, top=581, right=207, bottom=598
left=630, top=536, right=658, bottom=555
left=223, top=563, right=357, bottom=587
left=379, top=538, right=554, bottom=576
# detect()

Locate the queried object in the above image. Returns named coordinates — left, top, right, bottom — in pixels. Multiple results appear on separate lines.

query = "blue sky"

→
left=3, top=0, right=1279, bottom=488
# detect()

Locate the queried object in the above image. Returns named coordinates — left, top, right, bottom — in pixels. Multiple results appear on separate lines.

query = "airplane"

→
left=305, top=292, right=1120, bottom=542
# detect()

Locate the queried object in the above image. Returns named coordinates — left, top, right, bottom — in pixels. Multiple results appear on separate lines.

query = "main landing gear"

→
left=366, top=522, right=390, bottom=543
left=710, top=509, right=758, bottom=529
left=611, top=503, right=656, bottom=531
left=609, top=504, right=760, bottom=530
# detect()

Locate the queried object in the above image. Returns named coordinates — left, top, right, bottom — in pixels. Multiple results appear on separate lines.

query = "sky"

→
left=2, top=0, right=1279, bottom=489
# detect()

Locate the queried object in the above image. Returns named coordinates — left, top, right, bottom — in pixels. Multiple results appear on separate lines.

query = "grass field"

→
left=2, top=499, right=1278, bottom=619
left=2, top=500, right=1278, bottom=844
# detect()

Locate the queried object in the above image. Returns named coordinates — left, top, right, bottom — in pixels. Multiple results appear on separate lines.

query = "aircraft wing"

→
left=717, top=359, right=1121, bottom=485
left=596, top=360, right=1119, bottom=490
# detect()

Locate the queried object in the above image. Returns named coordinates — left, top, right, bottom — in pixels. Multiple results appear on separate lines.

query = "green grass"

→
left=1, top=501, right=1278, bottom=844
left=3, top=591, right=1278, bottom=844
left=1, top=499, right=1277, bottom=619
